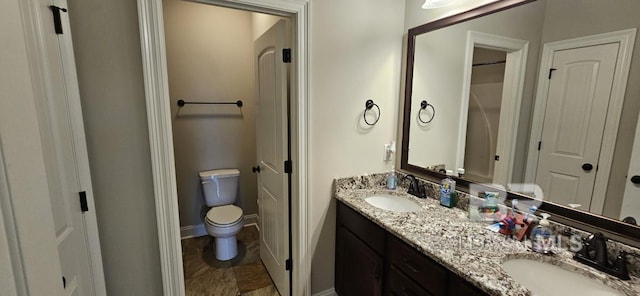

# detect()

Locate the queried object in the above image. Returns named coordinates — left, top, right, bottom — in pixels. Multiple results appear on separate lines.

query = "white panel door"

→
left=254, top=20, right=290, bottom=296
left=621, top=112, right=640, bottom=222
left=535, top=43, right=619, bottom=209
left=36, top=0, right=106, bottom=295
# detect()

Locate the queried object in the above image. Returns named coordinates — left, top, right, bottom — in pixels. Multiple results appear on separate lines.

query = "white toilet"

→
left=199, top=168, right=244, bottom=261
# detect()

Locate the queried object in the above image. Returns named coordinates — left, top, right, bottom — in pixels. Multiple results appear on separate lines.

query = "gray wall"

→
left=69, top=0, right=405, bottom=294
left=67, top=0, right=163, bottom=295
left=163, top=0, right=258, bottom=228
left=309, top=0, right=405, bottom=292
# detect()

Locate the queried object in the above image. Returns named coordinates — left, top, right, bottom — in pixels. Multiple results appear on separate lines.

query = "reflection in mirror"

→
left=464, top=47, right=506, bottom=183
left=403, top=0, right=640, bottom=226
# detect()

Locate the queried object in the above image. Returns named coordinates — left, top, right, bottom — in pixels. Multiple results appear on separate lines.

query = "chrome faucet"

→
left=573, top=232, right=631, bottom=280
left=401, top=174, right=426, bottom=198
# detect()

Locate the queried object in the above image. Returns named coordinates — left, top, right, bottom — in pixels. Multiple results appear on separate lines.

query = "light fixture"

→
left=422, top=0, right=457, bottom=9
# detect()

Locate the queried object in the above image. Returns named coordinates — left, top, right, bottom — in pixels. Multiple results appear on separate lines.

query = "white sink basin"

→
left=364, top=194, right=421, bottom=212
left=502, top=259, right=622, bottom=296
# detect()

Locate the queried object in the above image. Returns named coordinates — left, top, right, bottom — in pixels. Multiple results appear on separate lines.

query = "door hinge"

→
left=284, top=160, right=292, bottom=174
left=283, top=48, right=291, bottom=63
left=285, top=258, right=292, bottom=271
left=538, top=141, right=542, bottom=151
left=79, top=191, right=88, bottom=212
left=49, top=6, right=68, bottom=35
left=495, top=155, right=500, bottom=161
left=548, top=68, right=557, bottom=79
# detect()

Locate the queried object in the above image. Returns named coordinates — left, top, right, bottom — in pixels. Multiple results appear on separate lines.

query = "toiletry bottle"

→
left=530, top=213, right=553, bottom=254
left=439, top=170, right=456, bottom=208
left=457, top=168, right=465, bottom=178
left=386, top=169, right=397, bottom=190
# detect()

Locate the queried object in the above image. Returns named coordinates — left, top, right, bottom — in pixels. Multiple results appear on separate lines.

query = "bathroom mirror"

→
left=401, top=0, right=640, bottom=241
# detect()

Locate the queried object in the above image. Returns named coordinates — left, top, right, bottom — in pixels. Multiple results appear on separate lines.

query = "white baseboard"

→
left=180, top=213, right=260, bottom=239
left=312, top=288, right=337, bottom=296
left=180, top=224, right=207, bottom=239
left=244, top=213, right=258, bottom=228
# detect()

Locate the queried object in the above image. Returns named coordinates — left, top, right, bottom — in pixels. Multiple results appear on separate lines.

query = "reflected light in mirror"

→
left=422, top=0, right=457, bottom=9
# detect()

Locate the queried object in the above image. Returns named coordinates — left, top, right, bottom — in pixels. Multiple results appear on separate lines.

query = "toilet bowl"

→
left=199, top=169, right=244, bottom=261
left=204, top=204, right=244, bottom=260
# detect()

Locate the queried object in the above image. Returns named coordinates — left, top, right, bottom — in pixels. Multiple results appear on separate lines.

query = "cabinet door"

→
left=335, top=225, right=383, bottom=296
left=447, top=274, right=489, bottom=296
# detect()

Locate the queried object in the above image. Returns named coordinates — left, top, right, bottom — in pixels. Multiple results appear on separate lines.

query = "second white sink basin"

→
left=502, top=259, right=622, bottom=296
left=365, top=194, right=421, bottom=212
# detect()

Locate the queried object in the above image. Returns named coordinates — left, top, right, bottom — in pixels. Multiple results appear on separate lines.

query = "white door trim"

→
left=525, top=29, right=636, bottom=213
left=457, top=31, right=529, bottom=185
left=135, top=0, right=310, bottom=295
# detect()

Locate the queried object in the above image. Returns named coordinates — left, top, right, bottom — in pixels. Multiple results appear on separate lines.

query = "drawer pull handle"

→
left=403, top=259, right=420, bottom=273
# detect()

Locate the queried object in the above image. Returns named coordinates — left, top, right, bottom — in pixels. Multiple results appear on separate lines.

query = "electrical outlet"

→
left=383, top=141, right=396, bottom=161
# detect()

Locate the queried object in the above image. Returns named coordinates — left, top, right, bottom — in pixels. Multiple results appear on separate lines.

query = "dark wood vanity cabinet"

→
left=386, top=235, right=448, bottom=296
left=447, top=275, right=489, bottom=296
left=335, top=201, right=386, bottom=296
left=336, top=201, right=489, bottom=296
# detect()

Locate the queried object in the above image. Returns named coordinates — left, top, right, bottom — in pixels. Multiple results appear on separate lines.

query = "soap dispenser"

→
left=530, top=213, right=553, bottom=254
left=386, top=169, right=397, bottom=190
left=439, top=170, right=456, bottom=208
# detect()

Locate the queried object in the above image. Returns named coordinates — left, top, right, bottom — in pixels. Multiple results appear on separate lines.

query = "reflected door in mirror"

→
left=535, top=43, right=619, bottom=213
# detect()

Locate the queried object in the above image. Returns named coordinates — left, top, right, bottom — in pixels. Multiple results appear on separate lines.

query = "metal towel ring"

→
left=364, top=99, right=381, bottom=126
left=418, top=100, right=435, bottom=123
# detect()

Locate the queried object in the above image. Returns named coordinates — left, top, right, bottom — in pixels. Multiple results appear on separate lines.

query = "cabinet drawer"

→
left=386, top=266, right=432, bottom=296
left=387, top=235, right=448, bottom=296
left=337, top=201, right=385, bottom=254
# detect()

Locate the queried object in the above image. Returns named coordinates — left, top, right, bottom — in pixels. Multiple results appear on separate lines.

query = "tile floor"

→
left=181, top=225, right=280, bottom=296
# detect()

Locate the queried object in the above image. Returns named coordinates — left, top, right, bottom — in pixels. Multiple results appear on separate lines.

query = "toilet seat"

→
left=206, top=205, right=243, bottom=226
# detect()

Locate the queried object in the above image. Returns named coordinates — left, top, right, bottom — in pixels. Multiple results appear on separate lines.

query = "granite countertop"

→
left=334, top=180, right=640, bottom=296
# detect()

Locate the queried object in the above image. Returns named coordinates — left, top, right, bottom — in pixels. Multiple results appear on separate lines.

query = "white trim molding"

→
left=524, top=28, right=636, bottom=214
left=312, top=288, right=337, bottom=296
left=136, top=0, right=310, bottom=295
left=457, top=31, right=529, bottom=186
left=179, top=224, right=207, bottom=239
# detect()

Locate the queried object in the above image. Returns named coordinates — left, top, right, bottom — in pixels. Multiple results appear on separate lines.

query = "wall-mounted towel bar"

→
left=177, top=99, right=243, bottom=107
left=472, top=60, right=506, bottom=67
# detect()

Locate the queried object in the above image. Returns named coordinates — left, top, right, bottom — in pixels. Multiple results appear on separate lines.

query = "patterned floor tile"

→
left=241, top=284, right=281, bottom=296
left=185, top=268, right=239, bottom=296
left=232, top=260, right=273, bottom=293
left=182, top=225, right=274, bottom=295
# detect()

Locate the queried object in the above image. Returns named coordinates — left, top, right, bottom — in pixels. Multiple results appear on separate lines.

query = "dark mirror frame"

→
left=400, top=0, right=640, bottom=246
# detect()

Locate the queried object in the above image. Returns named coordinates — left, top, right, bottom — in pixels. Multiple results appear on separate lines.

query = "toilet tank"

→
left=199, top=169, right=240, bottom=207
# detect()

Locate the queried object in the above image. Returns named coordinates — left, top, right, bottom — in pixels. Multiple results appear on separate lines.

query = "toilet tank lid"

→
left=199, top=168, right=240, bottom=180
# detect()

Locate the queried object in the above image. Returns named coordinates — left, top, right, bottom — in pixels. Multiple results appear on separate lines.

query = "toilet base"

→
left=215, top=236, right=238, bottom=261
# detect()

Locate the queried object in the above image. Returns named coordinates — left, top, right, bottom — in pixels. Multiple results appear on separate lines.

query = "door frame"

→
left=457, top=31, right=529, bottom=185
left=525, top=29, right=636, bottom=214
left=135, top=0, right=310, bottom=295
